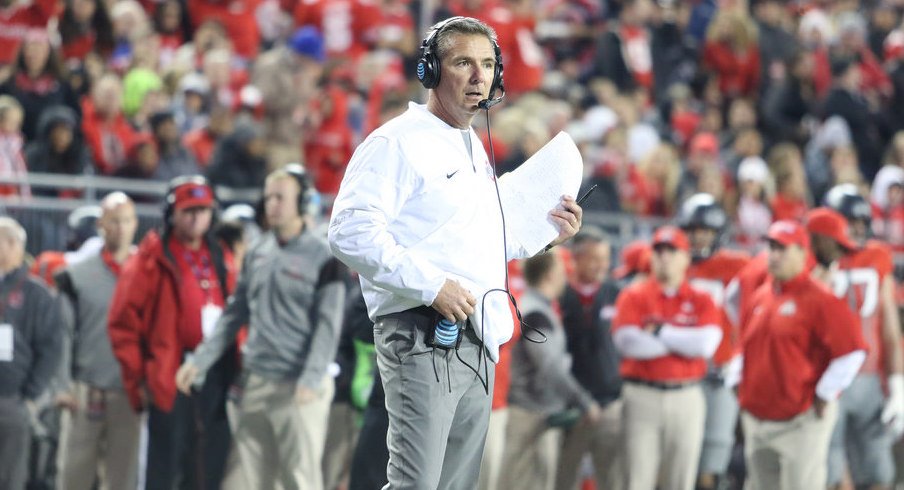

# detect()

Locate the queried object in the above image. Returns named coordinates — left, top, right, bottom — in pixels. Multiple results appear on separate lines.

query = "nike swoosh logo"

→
left=446, top=170, right=459, bottom=179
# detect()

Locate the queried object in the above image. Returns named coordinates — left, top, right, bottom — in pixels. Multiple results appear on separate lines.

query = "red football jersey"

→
left=687, top=249, right=751, bottom=366
left=833, top=240, right=894, bottom=375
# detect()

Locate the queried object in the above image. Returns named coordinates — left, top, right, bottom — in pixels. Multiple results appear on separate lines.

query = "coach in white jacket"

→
left=328, top=16, right=582, bottom=490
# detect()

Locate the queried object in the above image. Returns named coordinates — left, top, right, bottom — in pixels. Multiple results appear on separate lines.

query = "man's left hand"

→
left=547, top=195, right=583, bottom=249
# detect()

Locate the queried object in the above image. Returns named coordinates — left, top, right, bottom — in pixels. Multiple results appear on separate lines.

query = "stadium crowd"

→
left=2, top=0, right=904, bottom=489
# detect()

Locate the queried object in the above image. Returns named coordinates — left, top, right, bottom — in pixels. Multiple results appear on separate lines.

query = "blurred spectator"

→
left=252, top=26, right=325, bottom=168
left=753, top=0, right=797, bottom=94
left=58, top=0, right=115, bottom=63
left=735, top=155, right=773, bottom=248
left=153, top=0, right=188, bottom=70
left=636, top=143, right=681, bottom=217
left=805, top=116, right=852, bottom=201
left=677, top=131, right=720, bottom=204
left=206, top=122, right=268, bottom=198
left=121, top=67, right=166, bottom=129
left=762, top=50, right=818, bottom=147
left=823, top=54, right=884, bottom=182
left=81, top=74, right=139, bottom=175
left=188, top=0, right=261, bottom=60
left=872, top=164, right=904, bottom=250
left=586, top=0, right=654, bottom=93
left=108, top=176, right=238, bottom=490
left=113, top=134, right=159, bottom=181
left=149, top=109, right=201, bottom=181
left=0, top=95, right=30, bottom=197
left=54, top=193, right=141, bottom=490
left=304, top=84, right=354, bottom=195
left=500, top=251, right=599, bottom=490
left=820, top=11, right=891, bottom=101
left=1, top=31, right=80, bottom=142
left=612, top=240, right=652, bottom=287
left=203, top=47, right=246, bottom=114
left=0, top=217, right=63, bottom=490
left=769, top=142, right=809, bottom=223
left=829, top=145, right=867, bottom=192
left=703, top=9, right=760, bottom=98
left=173, top=72, right=211, bottom=134
left=284, top=0, right=381, bottom=61
left=183, top=104, right=233, bottom=168
left=108, top=0, right=150, bottom=72
left=25, top=106, right=93, bottom=193
left=650, top=0, right=700, bottom=107
left=556, top=228, right=624, bottom=490
left=0, top=0, right=57, bottom=66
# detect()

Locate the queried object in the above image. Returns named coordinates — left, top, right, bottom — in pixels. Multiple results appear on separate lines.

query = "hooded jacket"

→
left=25, top=105, right=93, bottom=180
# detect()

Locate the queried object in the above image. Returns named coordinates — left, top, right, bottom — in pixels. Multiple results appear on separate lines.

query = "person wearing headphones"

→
left=176, top=166, right=347, bottom=490
left=107, top=175, right=238, bottom=490
left=328, top=16, right=582, bottom=489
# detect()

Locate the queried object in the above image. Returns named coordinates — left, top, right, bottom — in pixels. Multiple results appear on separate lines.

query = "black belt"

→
left=624, top=378, right=700, bottom=391
left=377, top=306, right=473, bottom=331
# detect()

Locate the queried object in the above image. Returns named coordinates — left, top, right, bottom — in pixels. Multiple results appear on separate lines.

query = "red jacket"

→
left=108, top=230, right=236, bottom=412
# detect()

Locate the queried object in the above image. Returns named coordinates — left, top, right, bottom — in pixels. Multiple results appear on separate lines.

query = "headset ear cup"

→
left=418, top=53, right=439, bottom=89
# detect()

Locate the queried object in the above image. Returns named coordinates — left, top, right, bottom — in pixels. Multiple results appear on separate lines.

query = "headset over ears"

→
left=283, top=163, right=315, bottom=216
left=416, top=16, right=505, bottom=101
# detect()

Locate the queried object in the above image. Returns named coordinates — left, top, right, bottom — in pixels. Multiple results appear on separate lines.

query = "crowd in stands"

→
left=3, top=0, right=904, bottom=487
left=0, top=0, right=901, bottom=257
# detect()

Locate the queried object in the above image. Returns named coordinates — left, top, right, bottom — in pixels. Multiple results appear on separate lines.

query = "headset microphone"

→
left=477, top=87, right=505, bottom=110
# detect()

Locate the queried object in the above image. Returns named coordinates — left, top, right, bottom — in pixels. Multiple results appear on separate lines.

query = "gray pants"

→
left=555, top=399, right=624, bottom=490
left=375, top=310, right=495, bottom=490
left=827, top=374, right=895, bottom=486
left=0, top=396, right=29, bottom=490
left=699, top=379, right=739, bottom=475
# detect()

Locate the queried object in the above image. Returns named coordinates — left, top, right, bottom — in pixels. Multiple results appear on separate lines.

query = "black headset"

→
left=283, top=163, right=315, bottom=216
left=416, top=16, right=505, bottom=105
left=163, top=175, right=216, bottom=226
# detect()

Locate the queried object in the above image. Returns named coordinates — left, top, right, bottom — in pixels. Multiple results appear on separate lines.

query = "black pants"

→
left=0, top=397, right=29, bottom=490
left=348, top=372, right=389, bottom=490
left=146, top=356, right=235, bottom=490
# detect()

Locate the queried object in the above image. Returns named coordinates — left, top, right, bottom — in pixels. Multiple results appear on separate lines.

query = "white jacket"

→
left=329, top=102, right=530, bottom=361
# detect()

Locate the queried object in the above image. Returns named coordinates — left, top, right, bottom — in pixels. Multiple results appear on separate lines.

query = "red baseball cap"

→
left=652, top=225, right=690, bottom=252
left=689, top=132, right=719, bottom=155
left=171, top=182, right=214, bottom=210
left=805, top=207, right=857, bottom=250
left=613, top=240, right=652, bottom=279
left=767, top=220, right=810, bottom=249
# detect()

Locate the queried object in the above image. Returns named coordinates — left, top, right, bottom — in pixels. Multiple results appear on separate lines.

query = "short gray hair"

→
left=431, top=17, right=497, bottom=61
left=0, top=217, right=27, bottom=245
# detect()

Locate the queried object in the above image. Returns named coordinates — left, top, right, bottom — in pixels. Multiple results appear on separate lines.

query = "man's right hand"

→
left=175, top=363, right=199, bottom=395
left=431, top=279, right=477, bottom=323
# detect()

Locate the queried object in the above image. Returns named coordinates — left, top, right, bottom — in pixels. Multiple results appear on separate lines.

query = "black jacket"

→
left=560, top=280, right=622, bottom=406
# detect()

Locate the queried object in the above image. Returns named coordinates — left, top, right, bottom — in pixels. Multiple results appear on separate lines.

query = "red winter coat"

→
left=107, top=230, right=236, bottom=412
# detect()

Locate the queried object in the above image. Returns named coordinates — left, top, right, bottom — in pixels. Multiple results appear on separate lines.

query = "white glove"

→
left=722, top=354, right=743, bottom=389
left=881, top=374, right=904, bottom=439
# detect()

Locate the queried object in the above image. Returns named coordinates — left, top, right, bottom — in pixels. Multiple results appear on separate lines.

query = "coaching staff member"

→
left=328, top=16, right=582, bottom=490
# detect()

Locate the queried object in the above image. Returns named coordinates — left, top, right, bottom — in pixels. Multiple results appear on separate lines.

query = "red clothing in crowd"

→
left=287, top=0, right=381, bottom=60
left=304, top=85, right=354, bottom=195
left=739, top=271, right=865, bottom=420
left=183, top=128, right=217, bottom=168
left=612, top=278, right=720, bottom=383
left=108, top=231, right=236, bottom=412
left=873, top=204, right=904, bottom=252
left=687, top=249, right=751, bottom=366
left=450, top=1, right=545, bottom=96
left=813, top=47, right=892, bottom=98
left=80, top=98, right=140, bottom=175
left=0, top=0, right=58, bottom=65
left=771, top=193, right=808, bottom=223
left=702, top=41, right=760, bottom=97
left=187, top=0, right=260, bottom=59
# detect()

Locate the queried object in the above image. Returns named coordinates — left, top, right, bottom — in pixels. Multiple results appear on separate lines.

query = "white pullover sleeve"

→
left=815, top=350, right=867, bottom=401
left=329, top=136, right=447, bottom=305
left=658, top=324, right=723, bottom=358
left=613, top=326, right=670, bottom=360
